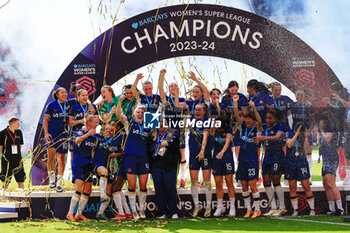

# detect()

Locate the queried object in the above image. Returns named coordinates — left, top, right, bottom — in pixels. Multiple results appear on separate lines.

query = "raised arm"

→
left=159, top=69, right=166, bottom=100
left=233, top=95, right=243, bottom=126
left=174, top=86, right=186, bottom=108
left=286, top=126, right=302, bottom=148
left=116, top=94, right=127, bottom=123
left=75, top=128, right=96, bottom=145
left=249, top=101, right=262, bottom=131
left=101, top=105, right=116, bottom=124
left=188, top=71, right=210, bottom=101
left=131, top=73, right=144, bottom=98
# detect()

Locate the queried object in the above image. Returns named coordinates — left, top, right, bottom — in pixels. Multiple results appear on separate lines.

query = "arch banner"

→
left=32, top=4, right=340, bottom=185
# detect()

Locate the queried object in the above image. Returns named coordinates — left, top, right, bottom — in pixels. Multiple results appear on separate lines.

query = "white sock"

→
left=128, top=191, right=137, bottom=212
left=336, top=167, right=341, bottom=182
left=265, top=186, right=277, bottom=210
left=67, top=192, right=80, bottom=215
left=121, top=191, right=131, bottom=214
left=191, top=180, right=199, bottom=208
left=345, top=167, right=350, bottom=180
left=274, top=185, right=285, bottom=209
left=99, top=176, right=108, bottom=198
left=204, top=180, right=212, bottom=208
left=139, top=191, right=147, bottom=211
left=307, top=196, right=314, bottom=210
left=113, top=192, right=125, bottom=215
left=336, top=200, right=344, bottom=211
left=217, top=198, right=223, bottom=208
left=77, top=194, right=89, bottom=216
left=243, top=191, right=251, bottom=211
left=291, top=197, right=298, bottom=211
left=252, top=192, right=260, bottom=211
left=57, top=175, right=62, bottom=187
left=179, top=163, right=186, bottom=180
left=307, top=157, right=313, bottom=179
left=97, top=198, right=110, bottom=215
left=229, top=197, right=236, bottom=213
left=48, top=171, right=55, bottom=183
left=329, top=201, right=335, bottom=212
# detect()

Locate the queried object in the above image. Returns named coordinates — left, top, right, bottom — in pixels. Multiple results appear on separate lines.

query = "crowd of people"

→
left=2, top=69, right=349, bottom=221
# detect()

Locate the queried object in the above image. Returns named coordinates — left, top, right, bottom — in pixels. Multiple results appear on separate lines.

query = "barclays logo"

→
left=132, top=22, right=138, bottom=29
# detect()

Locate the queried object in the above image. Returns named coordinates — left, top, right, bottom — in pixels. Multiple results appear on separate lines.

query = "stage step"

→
left=0, top=202, right=30, bottom=221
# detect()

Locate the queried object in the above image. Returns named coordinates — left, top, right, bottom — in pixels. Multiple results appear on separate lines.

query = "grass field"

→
left=2, top=216, right=350, bottom=233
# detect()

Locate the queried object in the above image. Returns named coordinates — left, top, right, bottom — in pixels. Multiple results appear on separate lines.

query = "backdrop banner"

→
left=32, top=4, right=341, bottom=185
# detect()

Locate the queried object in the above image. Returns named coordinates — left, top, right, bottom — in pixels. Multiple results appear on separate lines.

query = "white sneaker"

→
left=264, top=209, right=279, bottom=217
left=229, top=207, right=236, bottom=217
left=213, top=207, right=225, bottom=217
left=159, top=214, right=166, bottom=219
left=343, top=176, right=350, bottom=185
left=192, top=207, right=200, bottom=217
left=132, top=211, right=140, bottom=220
left=204, top=207, right=212, bottom=217
left=291, top=211, right=298, bottom=216
left=272, top=209, right=288, bottom=217
left=172, top=214, right=179, bottom=219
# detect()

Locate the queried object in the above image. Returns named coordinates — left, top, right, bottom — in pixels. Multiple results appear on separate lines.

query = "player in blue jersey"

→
left=93, top=123, right=122, bottom=220
left=43, top=87, right=70, bottom=192
left=211, top=112, right=236, bottom=217
left=285, top=122, right=315, bottom=216
left=319, top=111, right=344, bottom=215
left=108, top=122, right=133, bottom=220
left=68, top=82, right=83, bottom=107
left=69, top=89, right=97, bottom=160
left=185, top=71, right=210, bottom=116
left=233, top=96, right=263, bottom=218
left=131, top=73, right=161, bottom=113
left=116, top=94, right=150, bottom=220
left=66, top=114, right=99, bottom=221
left=221, top=81, right=249, bottom=170
left=247, top=80, right=271, bottom=125
left=188, top=103, right=213, bottom=217
left=209, top=88, right=225, bottom=119
left=288, top=87, right=315, bottom=184
left=267, top=82, right=293, bottom=130
left=255, top=109, right=286, bottom=217
left=158, top=69, right=188, bottom=188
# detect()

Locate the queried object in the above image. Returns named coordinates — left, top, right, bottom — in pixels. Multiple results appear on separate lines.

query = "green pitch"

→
left=2, top=216, right=350, bottom=233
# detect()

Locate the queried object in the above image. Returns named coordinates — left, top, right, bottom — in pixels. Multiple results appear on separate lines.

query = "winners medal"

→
left=295, top=152, right=299, bottom=156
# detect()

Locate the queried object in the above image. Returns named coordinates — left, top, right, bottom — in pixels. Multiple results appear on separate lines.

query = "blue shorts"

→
left=93, top=161, right=116, bottom=183
left=116, top=159, right=127, bottom=180
left=212, top=155, right=235, bottom=176
left=72, top=163, right=93, bottom=183
left=124, top=155, right=149, bottom=175
left=284, top=160, right=310, bottom=181
left=46, top=133, right=68, bottom=153
left=189, top=154, right=212, bottom=170
left=322, top=160, right=339, bottom=176
left=236, top=161, right=259, bottom=181
left=262, top=162, right=284, bottom=176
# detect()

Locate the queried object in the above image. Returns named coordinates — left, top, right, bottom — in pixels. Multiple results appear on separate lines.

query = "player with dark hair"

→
left=285, top=122, right=315, bottom=216
left=185, top=72, right=210, bottom=116
left=255, top=109, right=286, bottom=216
left=233, top=96, right=263, bottom=218
left=211, top=111, right=236, bottom=217
left=44, top=87, right=70, bottom=192
left=188, top=103, right=213, bottom=217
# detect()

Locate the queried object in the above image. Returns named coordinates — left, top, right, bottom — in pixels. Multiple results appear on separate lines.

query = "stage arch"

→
left=32, top=4, right=341, bottom=185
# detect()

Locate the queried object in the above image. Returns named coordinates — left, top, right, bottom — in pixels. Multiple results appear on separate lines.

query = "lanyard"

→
left=169, top=96, right=177, bottom=110
left=297, top=102, right=305, bottom=119
left=138, top=123, right=144, bottom=136
left=295, top=140, right=299, bottom=153
left=145, top=94, right=154, bottom=107
left=334, top=100, right=339, bottom=108
left=244, top=126, right=256, bottom=147
left=80, top=103, right=88, bottom=114
left=106, top=100, right=114, bottom=113
left=192, top=98, right=203, bottom=113
left=103, top=136, right=113, bottom=146
left=250, top=92, right=260, bottom=102
left=273, top=96, right=280, bottom=109
left=125, top=98, right=134, bottom=115
left=58, top=100, right=67, bottom=119
left=6, top=128, right=16, bottom=144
